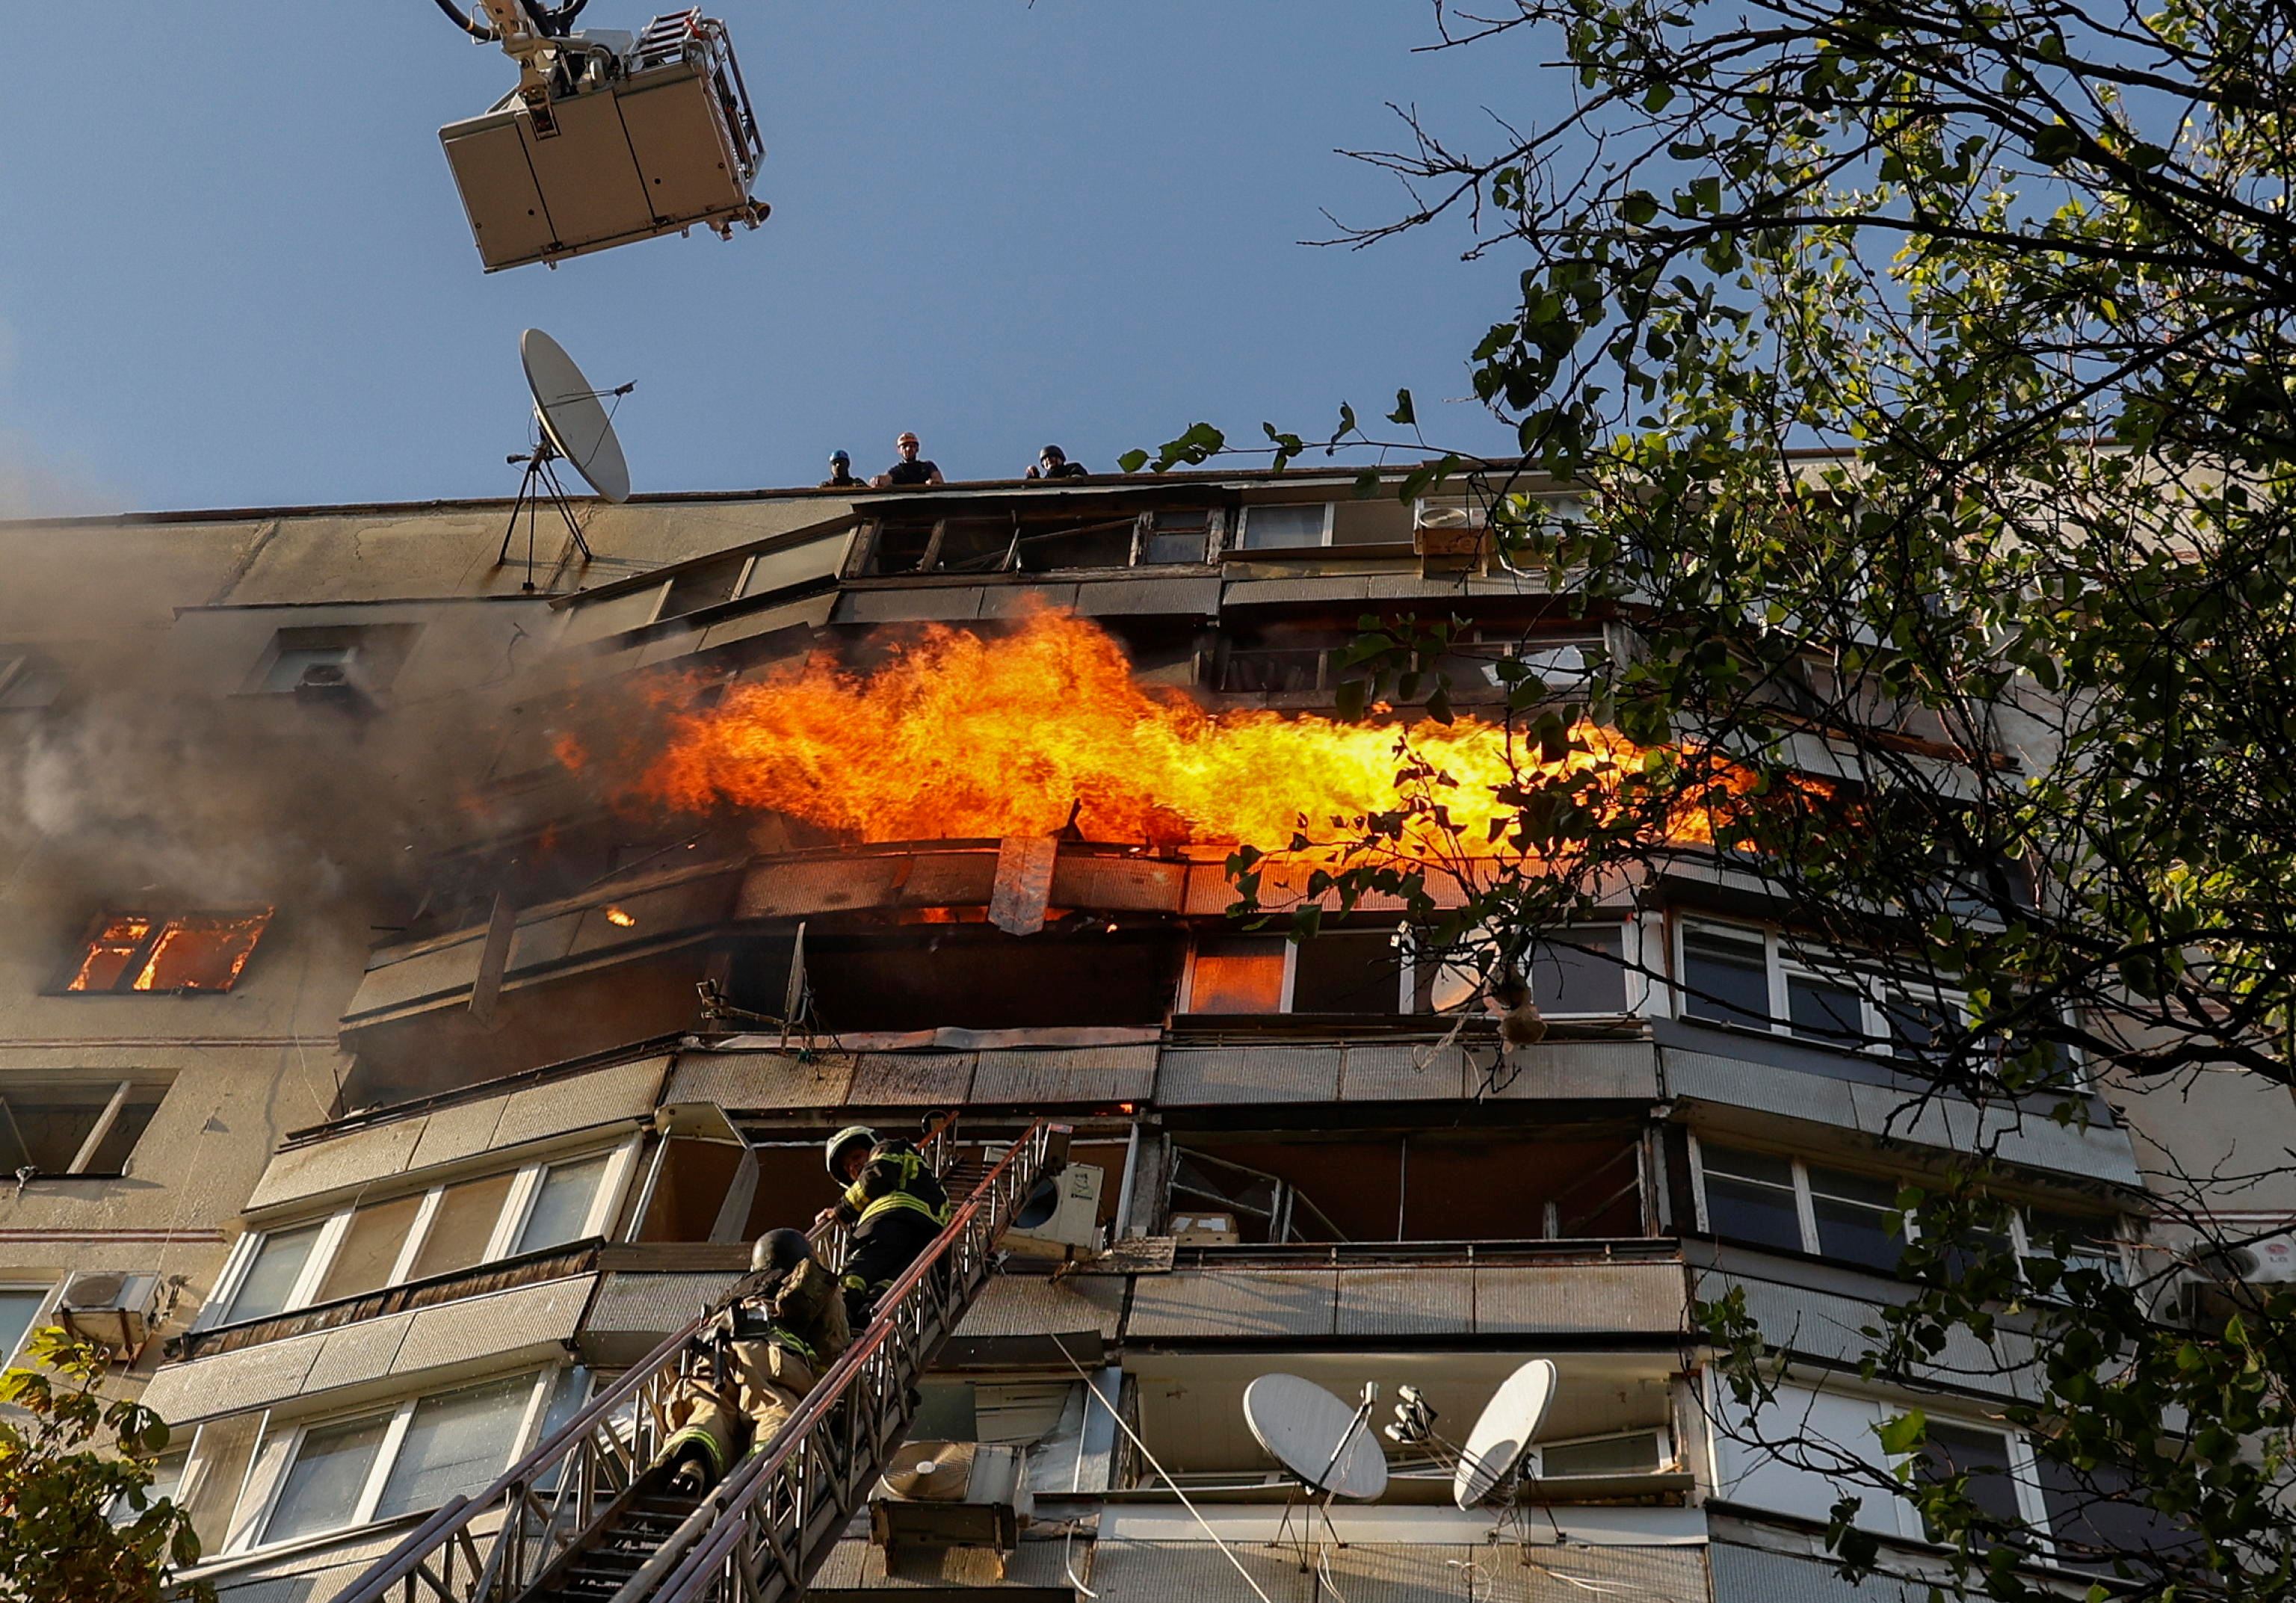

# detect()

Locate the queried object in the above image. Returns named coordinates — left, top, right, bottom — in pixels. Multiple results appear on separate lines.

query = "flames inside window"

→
left=65, top=910, right=273, bottom=994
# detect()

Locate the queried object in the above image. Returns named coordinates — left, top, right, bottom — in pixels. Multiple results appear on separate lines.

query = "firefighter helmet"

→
left=826, top=1125, right=877, bottom=1179
left=753, top=1227, right=811, bottom=1276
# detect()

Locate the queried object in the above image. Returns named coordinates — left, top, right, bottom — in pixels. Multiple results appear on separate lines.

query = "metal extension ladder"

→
left=339, top=1119, right=1070, bottom=1603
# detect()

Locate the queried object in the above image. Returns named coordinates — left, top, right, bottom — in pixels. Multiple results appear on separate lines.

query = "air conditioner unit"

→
left=58, top=1270, right=162, bottom=1352
left=1002, top=1164, right=1103, bottom=1261
left=870, top=1441, right=1031, bottom=1557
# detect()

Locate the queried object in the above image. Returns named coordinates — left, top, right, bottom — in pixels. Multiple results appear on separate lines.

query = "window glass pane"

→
left=0, top=1081, right=118, bottom=1173
left=1915, top=1421, right=2024, bottom=1541
left=0, top=1287, right=48, bottom=1363
left=1290, top=932, right=1404, bottom=1014
left=1239, top=504, right=1327, bottom=549
left=404, top=1171, right=516, bottom=1282
left=1188, top=939, right=1287, bottom=1013
left=1682, top=928, right=1770, bottom=1028
left=1700, top=1146, right=1802, bottom=1252
left=1529, top=927, right=1628, bottom=1014
left=84, top=1087, right=166, bottom=1174
left=1141, top=510, right=1211, bottom=564
left=1806, top=1166, right=1904, bottom=1271
left=132, top=912, right=271, bottom=992
left=178, top=1412, right=262, bottom=1556
left=313, top=1193, right=425, bottom=1304
left=2024, top=1209, right=2124, bottom=1286
left=1883, top=993, right=1953, bottom=1061
left=371, top=1375, right=534, bottom=1522
left=225, top=1223, right=324, bottom=1324
left=263, top=1414, right=391, bottom=1545
left=1786, top=973, right=1866, bottom=1048
left=533, top=1367, right=596, bottom=1494
left=2035, top=1452, right=2191, bottom=1570
left=515, top=1155, right=611, bottom=1256
left=111, top=1447, right=190, bottom=1525
left=1538, top=1430, right=1664, bottom=1477
left=66, top=915, right=154, bottom=992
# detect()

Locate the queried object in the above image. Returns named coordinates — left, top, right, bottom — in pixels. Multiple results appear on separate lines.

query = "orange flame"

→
left=581, top=612, right=1717, bottom=859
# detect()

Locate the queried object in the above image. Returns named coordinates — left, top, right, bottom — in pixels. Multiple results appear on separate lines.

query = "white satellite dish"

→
left=1452, top=1358, right=1558, bottom=1510
left=520, top=328, right=630, bottom=504
left=1242, top=1374, right=1389, bottom=1502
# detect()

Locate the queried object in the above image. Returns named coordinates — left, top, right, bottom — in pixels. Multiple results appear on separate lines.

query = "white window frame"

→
left=1688, top=1133, right=2126, bottom=1281
left=0, top=1281, right=58, bottom=1366
left=1676, top=917, right=1988, bottom=1061
left=1234, top=502, right=1335, bottom=552
left=200, top=1136, right=640, bottom=1332
left=1525, top=1422, right=1676, bottom=1479
left=233, top=1368, right=561, bottom=1554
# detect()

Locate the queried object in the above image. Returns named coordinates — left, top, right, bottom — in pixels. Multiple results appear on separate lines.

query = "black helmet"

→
left=1040, top=444, right=1067, bottom=464
left=753, top=1227, right=810, bottom=1276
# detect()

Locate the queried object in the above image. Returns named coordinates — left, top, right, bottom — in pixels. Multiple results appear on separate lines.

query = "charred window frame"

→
left=0, top=1075, right=170, bottom=1178
left=56, top=909, right=274, bottom=995
left=857, top=504, right=1216, bottom=577
left=198, top=1138, right=639, bottom=1332
left=1687, top=1133, right=2126, bottom=1283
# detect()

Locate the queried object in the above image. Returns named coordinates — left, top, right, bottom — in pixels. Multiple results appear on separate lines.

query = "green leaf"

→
left=1877, top=1410, right=1928, bottom=1456
left=1387, top=388, right=1416, bottom=426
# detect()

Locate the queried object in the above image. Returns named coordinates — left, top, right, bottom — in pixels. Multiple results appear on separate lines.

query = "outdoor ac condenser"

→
left=870, top=1442, right=1031, bottom=1557
left=57, top=1270, right=162, bottom=1352
left=1002, top=1163, right=1104, bottom=1261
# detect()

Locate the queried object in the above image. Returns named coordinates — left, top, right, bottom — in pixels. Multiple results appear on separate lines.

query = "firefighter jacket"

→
left=831, top=1137, right=952, bottom=1232
left=719, top=1255, right=851, bottom=1369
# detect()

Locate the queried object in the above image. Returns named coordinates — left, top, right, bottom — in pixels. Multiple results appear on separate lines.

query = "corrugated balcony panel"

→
left=1180, top=859, right=1473, bottom=916
left=1048, top=853, right=1189, bottom=913
left=975, top=581, right=1080, bottom=617
left=833, top=586, right=989, bottom=623
left=952, top=1274, right=1126, bottom=1340
left=970, top=1044, right=1158, bottom=1105
left=1154, top=1044, right=1342, bottom=1105
left=141, top=1276, right=595, bottom=1424
left=585, top=1270, right=747, bottom=1338
left=735, top=850, right=1000, bottom=919
left=1339, top=1042, right=1471, bottom=1100
left=489, top=1054, right=667, bottom=1147
left=404, top=1093, right=510, bottom=1171
left=344, top=939, right=486, bottom=1019
left=1696, top=1270, right=2037, bottom=1399
left=1485, top=1040, right=1661, bottom=1102
left=848, top=1051, right=978, bottom=1105
left=1662, top=1046, right=1864, bottom=1129
left=1335, top=1267, right=1475, bottom=1337
left=1710, top=1537, right=1921, bottom=1603
left=243, top=1119, right=427, bottom=1213
left=1087, top=1541, right=1709, bottom=1603
left=663, top=1048, right=858, bottom=1110
left=1472, top=1261, right=1690, bottom=1337
left=1221, top=575, right=1375, bottom=607
left=1075, top=575, right=1222, bottom=616
left=695, top=593, right=839, bottom=653
left=1125, top=1269, right=1338, bottom=1339
left=204, top=1539, right=438, bottom=1603
left=1843, top=1081, right=2140, bottom=1186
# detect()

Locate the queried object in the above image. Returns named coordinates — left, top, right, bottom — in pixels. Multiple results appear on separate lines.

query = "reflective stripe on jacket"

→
left=835, top=1138, right=952, bottom=1231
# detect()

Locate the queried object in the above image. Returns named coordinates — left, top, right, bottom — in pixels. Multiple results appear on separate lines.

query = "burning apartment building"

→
left=0, top=464, right=2281, bottom=1603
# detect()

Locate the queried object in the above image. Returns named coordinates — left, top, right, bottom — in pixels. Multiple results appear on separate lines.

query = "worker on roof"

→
left=657, top=1226, right=850, bottom=1498
left=821, top=1124, right=952, bottom=1325
left=820, top=449, right=862, bottom=489
left=871, top=431, right=944, bottom=488
left=1026, top=444, right=1088, bottom=480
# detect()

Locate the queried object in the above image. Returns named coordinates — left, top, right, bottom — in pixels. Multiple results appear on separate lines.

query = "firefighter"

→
left=821, top=1124, right=951, bottom=1326
left=658, top=1226, right=850, bottom=1497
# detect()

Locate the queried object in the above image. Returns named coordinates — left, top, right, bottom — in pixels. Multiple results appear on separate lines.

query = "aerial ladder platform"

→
left=340, top=1119, right=1073, bottom=1603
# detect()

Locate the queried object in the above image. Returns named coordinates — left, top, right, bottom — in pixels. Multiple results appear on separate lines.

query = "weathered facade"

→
left=0, top=467, right=2277, bottom=1601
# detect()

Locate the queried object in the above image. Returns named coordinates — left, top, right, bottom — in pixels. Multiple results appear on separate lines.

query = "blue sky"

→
left=0, top=4, right=1534, bottom=515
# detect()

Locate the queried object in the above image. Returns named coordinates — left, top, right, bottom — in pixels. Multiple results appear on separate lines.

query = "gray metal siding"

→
left=970, top=1045, right=1158, bottom=1105
left=1709, top=1541, right=1924, bottom=1603
left=1087, top=1542, right=1709, bottom=1603
left=584, top=1270, right=745, bottom=1335
left=1473, top=1261, right=1690, bottom=1335
left=953, top=1275, right=1126, bottom=1341
left=1155, top=1045, right=1342, bottom=1105
left=1126, top=1269, right=1338, bottom=1339
left=1337, top=1043, right=1471, bottom=1101
left=1335, top=1267, right=1475, bottom=1336
left=663, top=1050, right=858, bottom=1110
left=848, top=1051, right=978, bottom=1105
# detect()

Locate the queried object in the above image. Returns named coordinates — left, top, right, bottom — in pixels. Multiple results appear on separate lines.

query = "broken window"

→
left=1184, top=937, right=1289, bottom=1014
left=1137, top=507, right=1217, bottom=565
left=1182, top=930, right=1412, bottom=1017
left=772, top=927, right=1183, bottom=1032
left=1168, top=1131, right=1647, bottom=1244
left=0, top=1077, right=168, bottom=1176
left=63, top=910, right=272, bottom=994
left=655, top=554, right=751, bottom=621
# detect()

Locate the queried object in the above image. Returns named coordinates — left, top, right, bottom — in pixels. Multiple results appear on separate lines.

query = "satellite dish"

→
left=1242, top=1374, right=1388, bottom=1501
left=1453, top=1358, right=1557, bottom=1510
left=520, top=329, right=630, bottom=504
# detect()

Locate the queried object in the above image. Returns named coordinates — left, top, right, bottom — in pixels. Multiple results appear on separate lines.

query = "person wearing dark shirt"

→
left=1026, top=445, right=1088, bottom=480
left=872, top=432, right=945, bottom=487
left=818, top=1125, right=951, bottom=1325
left=820, top=450, right=861, bottom=489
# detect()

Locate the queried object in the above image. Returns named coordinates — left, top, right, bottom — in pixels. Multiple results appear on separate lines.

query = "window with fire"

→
left=1182, top=924, right=1631, bottom=1019
left=60, top=910, right=272, bottom=995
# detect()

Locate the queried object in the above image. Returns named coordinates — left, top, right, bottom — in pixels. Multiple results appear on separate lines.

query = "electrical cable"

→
left=429, top=0, right=497, bottom=40
left=1046, top=1335, right=1275, bottom=1603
